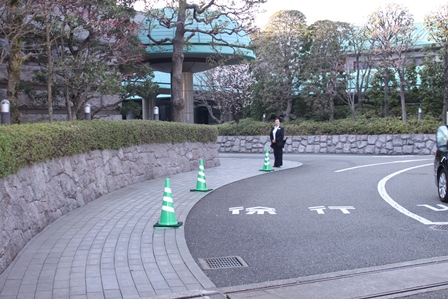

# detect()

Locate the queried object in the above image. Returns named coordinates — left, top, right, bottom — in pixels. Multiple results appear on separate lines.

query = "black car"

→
left=435, top=125, right=448, bottom=202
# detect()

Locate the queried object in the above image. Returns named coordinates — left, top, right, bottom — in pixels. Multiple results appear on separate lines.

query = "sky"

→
left=133, top=1, right=448, bottom=28
left=256, top=0, right=448, bottom=28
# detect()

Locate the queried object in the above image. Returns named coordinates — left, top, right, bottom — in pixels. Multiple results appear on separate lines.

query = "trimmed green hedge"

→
left=0, top=120, right=218, bottom=179
left=0, top=117, right=440, bottom=179
left=216, top=118, right=441, bottom=136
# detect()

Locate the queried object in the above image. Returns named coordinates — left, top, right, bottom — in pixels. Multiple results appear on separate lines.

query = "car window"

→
left=436, top=125, right=448, bottom=151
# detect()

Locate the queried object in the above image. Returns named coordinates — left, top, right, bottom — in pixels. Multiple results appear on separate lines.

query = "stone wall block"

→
left=394, top=147, right=403, bottom=154
left=260, top=136, right=269, bottom=143
left=343, top=144, right=351, bottom=153
left=357, top=135, right=368, bottom=141
left=332, top=135, right=339, bottom=144
left=357, top=141, right=367, bottom=149
left=392, top=136, right=403, bottom=146
left=367, top=135, right=377, bottom=145
left=403, top=145, right=414, bottom=154
left=348, top=135, right=356, bottom=143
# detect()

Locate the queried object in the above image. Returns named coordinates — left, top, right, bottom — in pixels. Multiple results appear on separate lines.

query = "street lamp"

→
left=1, top=99, right=10, bottom=125
left=153, top=106, right=159, bottom=120
left=84, top=104, right=91, bottom=120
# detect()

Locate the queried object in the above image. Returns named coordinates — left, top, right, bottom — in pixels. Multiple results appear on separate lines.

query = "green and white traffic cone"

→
left=190, top=158, right=213, bottom=192
left=260, top=148, right=274, bottom=172
left=154, top=178, right=182, bottom=228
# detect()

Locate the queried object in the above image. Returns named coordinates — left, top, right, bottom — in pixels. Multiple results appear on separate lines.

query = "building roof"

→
left=137, top=8, right=255, bottom=73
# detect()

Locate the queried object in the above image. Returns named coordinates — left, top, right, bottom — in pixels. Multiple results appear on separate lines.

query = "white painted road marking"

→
left=377, top=163, right=448, bottom=225
left=229, top=207, right=277, bottom=215
left=229, top=207, right=244, bottom=214
left=309, top=206, right=355, bottom=214
left=309, top=206, right=326, bottom=214
left=328, top=206, right=355, bottom=214
left=417, top=204, right=448, bottom=212
left=246, top=207, right=277, bottom=215
left=335, top=159, right=432, bottom=173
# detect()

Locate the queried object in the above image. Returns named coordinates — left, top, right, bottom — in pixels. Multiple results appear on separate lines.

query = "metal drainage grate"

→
left=198, top=256, right=249, bottom=270
left=431, top=225, right=448, bottom=231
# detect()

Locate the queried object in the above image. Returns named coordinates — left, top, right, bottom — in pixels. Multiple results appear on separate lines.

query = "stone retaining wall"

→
left=0, top=142, right=219, bottom=274
left=217, top=134, right=437, bottom=155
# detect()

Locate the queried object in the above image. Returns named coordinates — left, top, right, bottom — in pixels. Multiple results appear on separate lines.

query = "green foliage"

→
left=365, top=69, right=400, bottom=112
left=120, top=62, right=159, bottom=102
left=217, top=118, right=272, bottom=136
left=404, top=63, right=420, bottom=104
left=0, top=121, right=218, bottom=179
left=120, top=101, right=143, bottom=118
left=216, top=117, right=440, bottom=136
left=419, top=54, right=444, bottom=118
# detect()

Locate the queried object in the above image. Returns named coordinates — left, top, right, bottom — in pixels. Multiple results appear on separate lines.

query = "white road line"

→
left=377, top=163, right=448, bottom=225
left=335, top=159, right=432, bottom=173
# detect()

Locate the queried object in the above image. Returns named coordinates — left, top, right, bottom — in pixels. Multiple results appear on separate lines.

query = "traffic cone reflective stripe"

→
left=260, top=148, right=274, bottom=172
left=197, top=164, right=206, bottom=184
left=162, top=205, right=174, bottom=212
left=154, top=178, right=182, bottom=228
left=264, top=155, right=270, bottom=168
left=191, top=159, right=213, bottom=192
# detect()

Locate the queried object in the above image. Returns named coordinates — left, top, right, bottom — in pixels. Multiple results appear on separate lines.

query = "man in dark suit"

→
left=270, top=118, right=284, bottom=167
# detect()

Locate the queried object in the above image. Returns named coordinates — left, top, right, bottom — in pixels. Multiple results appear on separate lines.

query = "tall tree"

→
left=419, top=54, right=444, bottom=118
left=366, top=3, right=417, bottom=121
left=425, top=3, right=448, bottom=123
left=251, top=10, right=307, bottom=122
left=0, top=0, right=42, bottom=123
left=142, top=0, right=266, bottom=122
left=194, top=64, right=253, bottom=123
left=344, top=24, right=375, bottom=118
left=366, top=68, right=399, bottom=116
left=302, top=20, right=351, bottom=121
left=32, top=0, right=62, bottom=122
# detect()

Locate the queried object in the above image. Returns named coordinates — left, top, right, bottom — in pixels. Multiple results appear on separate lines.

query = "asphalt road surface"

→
left=184, top=153, right=448, bottom=290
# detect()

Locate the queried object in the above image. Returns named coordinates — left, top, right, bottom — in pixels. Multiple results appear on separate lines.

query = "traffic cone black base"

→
left=154, top=221, right=183, bottom=228
left=190, top=188, right=213, bottom=192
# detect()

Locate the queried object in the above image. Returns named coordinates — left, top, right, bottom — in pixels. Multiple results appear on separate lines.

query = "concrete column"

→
left=182, top=72, right=194, bottom=124
left=142, top=98, right=149, bottom=120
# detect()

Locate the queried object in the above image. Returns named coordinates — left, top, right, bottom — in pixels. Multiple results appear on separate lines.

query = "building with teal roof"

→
left=135, top=9, right=255, bottom=123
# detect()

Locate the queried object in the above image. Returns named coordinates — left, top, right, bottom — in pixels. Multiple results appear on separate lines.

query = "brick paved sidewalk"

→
left=0, top=154, right=299, bottom=299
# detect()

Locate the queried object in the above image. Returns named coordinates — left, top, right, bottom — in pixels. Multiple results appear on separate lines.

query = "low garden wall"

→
left=0, top=142, right=219, bottom=274
left=217, top=134, right=437, bottom=155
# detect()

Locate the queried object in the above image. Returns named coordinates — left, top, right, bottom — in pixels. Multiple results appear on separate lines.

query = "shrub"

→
left=216, top=117, right=441, bottom=136
left=0, top=120, right=217, bottom=179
